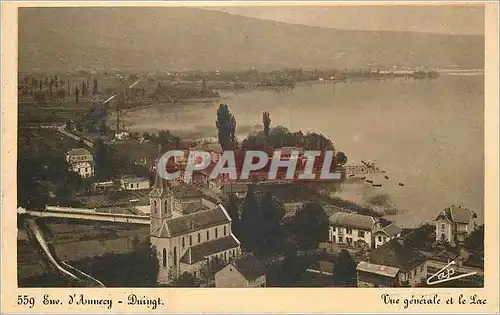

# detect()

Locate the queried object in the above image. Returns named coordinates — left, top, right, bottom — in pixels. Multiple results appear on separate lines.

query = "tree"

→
left=292, top=201, right=329, bottom=249
left=173, top=272, right=199, bottom=287
left=215, top=103, right=237, bottom=150
left=332, top=250, right=357, bottom=286
left=240, top=185, right=263, bottom=252
left=465, top=224, right=484, bottom=254
left=93, top=78, right=98, bottom=95
left=263, top=111, right=271, bottom=137
left=335, top=151, right=348, bottom=166
left=75, top=87, right=79, bottom=102
left=259, top=191, right=285, bottom=243
left=94, top=138, right=117, bottom=180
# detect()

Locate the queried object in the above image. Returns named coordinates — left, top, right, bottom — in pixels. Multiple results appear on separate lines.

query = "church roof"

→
left=153, top=204, right=231, bottom=238
left=180, top=235, right=240, bottom=264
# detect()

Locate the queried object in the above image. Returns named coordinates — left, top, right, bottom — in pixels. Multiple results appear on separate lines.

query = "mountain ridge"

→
left=18, top=7, right=484, bottom=72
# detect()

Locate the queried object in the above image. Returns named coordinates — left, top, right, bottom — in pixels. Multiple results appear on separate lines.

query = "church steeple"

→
left=150, top=144, right=167, bottom=198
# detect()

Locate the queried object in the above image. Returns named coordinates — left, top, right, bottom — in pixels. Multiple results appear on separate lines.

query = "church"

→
left=149, top=148, right=242, bottom=284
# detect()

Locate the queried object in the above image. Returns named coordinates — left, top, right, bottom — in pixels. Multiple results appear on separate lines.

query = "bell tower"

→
left=149, top=145, right=172, bottom=236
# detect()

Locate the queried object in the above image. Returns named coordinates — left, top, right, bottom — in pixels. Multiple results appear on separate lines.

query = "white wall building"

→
left=373, top=223, right=402, bottom=249
left=66, top=148, right=94, bottom=178
left=435, top=205, right=477, bottom=246
left=328, top=212, right=379, bottom=248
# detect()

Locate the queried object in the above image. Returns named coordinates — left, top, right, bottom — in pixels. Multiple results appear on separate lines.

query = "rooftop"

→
left=121, top=176, right=149, bottom=183
left=329, top=212, right=378, bottom=231
left=374, top=223, right=402, bottom=237
left=67, top=148, right=92, bottom=156
left=357, top=261, right=400, bottom=278
left=436, top=205, right=477, bottom=224
left=153, top=204, right=231, bottom=238
left=370, top=239, right=427, bottom=272
left=229, top=254, right=267, bottom=281
left=180, top=235, right=240, bottom=264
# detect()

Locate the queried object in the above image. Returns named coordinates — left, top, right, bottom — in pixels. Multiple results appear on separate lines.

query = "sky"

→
left=209, top=5, right=485, bottom=36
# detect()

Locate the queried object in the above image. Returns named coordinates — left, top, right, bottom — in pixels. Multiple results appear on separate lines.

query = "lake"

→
left=121, top=74, right=484, bottom=228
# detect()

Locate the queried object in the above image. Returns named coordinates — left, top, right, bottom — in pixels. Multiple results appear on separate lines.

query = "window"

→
left=358, top=231, right=365, bottom=238
left=224, top=252, right=227, bottom=261
left=414, top=269, right=417, bottom=276
left=232, top=249, right=236, bottom=257
left=190, top=235, right=192, bottom=246
left=441, top=223, right=445, bottom=230
left=346, top=237, right=352, bottom=245
left=224, top=226, right=227, bottom=236
left=207, top=230, right=210, bottom=240
left=215, top=228, right=218, bottom=238
left=332, top=235, right=336, bottom=243
left=346, top=228, right=352, bottom=235
left=332, top=227, right=336, bottom=232
left=173, top=247, right=177, bottom=265
left=194, top=271, right=197, bottom=277
left=198, top=233, right=201, bottom=243
left=378, top=236, right=382, bottom=242
left=182, top=237, right=185, bottom=248
left=153, top=200, right=157, bottom=214
left=162, top=248, right=167, bottom=267
left=384, top=237, right=387, bottom=242
left=137, top=183, right=139, bottom=188
left=339, top=236, right=344, bottom=242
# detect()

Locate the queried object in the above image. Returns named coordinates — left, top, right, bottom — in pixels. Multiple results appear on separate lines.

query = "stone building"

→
left=149, top=148, right=242, bottom=284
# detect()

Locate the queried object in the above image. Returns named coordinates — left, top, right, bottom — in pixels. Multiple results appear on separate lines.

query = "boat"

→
left=372, top=184, right=382, bottom=187
left=366, top=180, right=373, bottom=183
left=399, top=183, right=405, bottom=187
left=349, top=174, right=355, bottom=177
left=384, top=175, right=389, bottom=179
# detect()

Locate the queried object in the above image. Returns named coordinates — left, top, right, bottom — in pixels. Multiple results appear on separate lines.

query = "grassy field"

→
left=17, top=218, right=150, bottom=285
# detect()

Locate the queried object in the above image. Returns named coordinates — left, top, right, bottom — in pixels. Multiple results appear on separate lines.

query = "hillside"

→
left=19, top=7, right=484, bottom=72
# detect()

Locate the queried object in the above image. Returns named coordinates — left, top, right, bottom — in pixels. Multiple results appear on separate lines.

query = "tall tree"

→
left=240, top=185, right=262, bottom=252
left=93, top=78, right=98, bottom=95
left=292, top=201, right=329, bottom=250
left=215, top=103, right=236, bottom=150
left=332, top=250, right=357, bottom=286
left=263, top=111, right=271, bottom=137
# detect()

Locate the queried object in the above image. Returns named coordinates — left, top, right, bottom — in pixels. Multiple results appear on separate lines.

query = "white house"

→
left=120, top=176, right=150, bottom=191
left=435, top=205, right=477, bottom=246
left=373, top=223, right=402, bottom=249
left=328, top=212, right=379, bottom=248
left=66, top=148, right=94, bottom=178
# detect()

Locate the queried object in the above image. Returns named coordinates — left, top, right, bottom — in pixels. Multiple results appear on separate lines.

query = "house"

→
left=90, top=181, right=115, bottom=194
left=115, top=130, right=131, bottom=141
left=120, top=176, right=150, bottom=191
left=215, top=254, right=266, bottom=288
left=435, top=205, right=477, bottom=246
left=356, top=261, right=400, bottom=287
left=328, top=212, right=379, bottom=248
left=373, top=223, right=402, bottom=248
left=365, top=239, right=428, bottom=287
left=66, top=148, right=94, bottom=178
left=149, top=148, right=242, bottom=284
